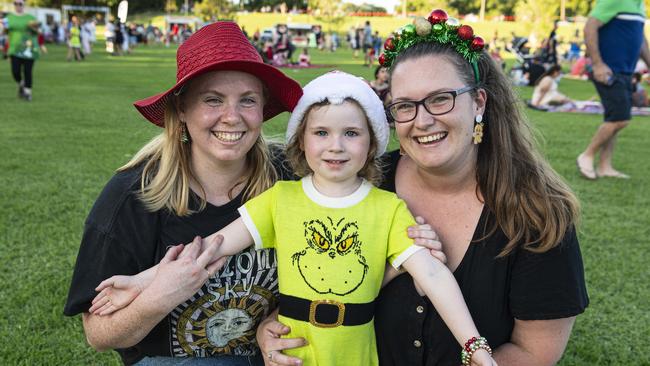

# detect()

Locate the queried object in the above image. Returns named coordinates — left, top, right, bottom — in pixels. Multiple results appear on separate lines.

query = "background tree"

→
left=194, top=0, right=236, bottom=21
left=400, top=0, right=449, bottom=15
left=165, top=0, right=178, bottom=13
left=491, top=0, right=518, bottom=17
left=515, top=0, right=559, bottom=42
left=564, top=0, right=592, bottom=18
left=308, top=0, right=344, bottom=32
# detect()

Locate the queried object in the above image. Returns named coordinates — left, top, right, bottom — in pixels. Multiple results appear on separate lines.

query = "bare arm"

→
left=493, top=317, right=576, bottom=366
left=203, top=217, right=254, bottom=258
left=402, top=250, right=480, bottom=346
left=640, top=36, right=650, bottom=70
left=403, top=251, right=495, bottom=365
left=584, top=17, right=611, bottom=83
left=532, top=77, right=552, bottom=106
left=82, top=237, right=219, bottom=350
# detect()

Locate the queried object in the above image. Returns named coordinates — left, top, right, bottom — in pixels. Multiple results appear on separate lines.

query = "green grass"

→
left=1, top=44, right=649, bottom=365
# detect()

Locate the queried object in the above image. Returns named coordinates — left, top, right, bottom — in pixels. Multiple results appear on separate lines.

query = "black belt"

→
left=279, top=293, right=375, bottom=328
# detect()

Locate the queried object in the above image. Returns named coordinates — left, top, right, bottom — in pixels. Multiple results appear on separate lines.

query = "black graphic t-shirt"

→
left=64, top=150, right=292, bottom=365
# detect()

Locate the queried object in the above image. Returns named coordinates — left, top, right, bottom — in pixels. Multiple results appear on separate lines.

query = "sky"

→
left=346, top=0, right=401, bottom=14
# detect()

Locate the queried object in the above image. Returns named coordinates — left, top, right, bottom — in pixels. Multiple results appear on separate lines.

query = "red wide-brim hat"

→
left=134, top=21, right=302, bottom=126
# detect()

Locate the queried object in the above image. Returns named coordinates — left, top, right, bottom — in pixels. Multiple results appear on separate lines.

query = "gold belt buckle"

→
left=309, top=299, right=345, bottom=328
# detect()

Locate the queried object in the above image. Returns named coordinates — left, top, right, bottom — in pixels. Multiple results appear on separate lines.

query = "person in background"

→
left=66, top=15, right=82, bottom=61
left=546, top=20, right=559, bottom=66
left=297, top=47, right=310, bottom=67
left=370, top=65, right=390, bottom=106
left=631, top=72, right=649, bottom=107
left=530, top=65, right=573, bottom=109
left=576, top=0, right=650, bottom=180
left=363, top=21, right=373, bottom=66
left=6, top=0, right=40, bottom=101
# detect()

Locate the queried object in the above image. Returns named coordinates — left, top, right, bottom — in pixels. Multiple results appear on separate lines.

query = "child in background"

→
left=298, top=47, right=310, bottom=67
left=90, top=72, right=497, bottom=366
left=632, top=72, right=649, bottom=107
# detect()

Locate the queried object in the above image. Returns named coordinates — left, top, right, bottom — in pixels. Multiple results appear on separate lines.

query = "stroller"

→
left=508, top=37, right=548, bottom=86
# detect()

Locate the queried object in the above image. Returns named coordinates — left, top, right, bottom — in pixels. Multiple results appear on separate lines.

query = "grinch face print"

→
left=291, top=216, right=368, bottom=295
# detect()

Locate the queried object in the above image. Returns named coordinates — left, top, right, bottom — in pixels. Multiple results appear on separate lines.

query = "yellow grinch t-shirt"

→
left=238, top=176, right=423, bottom=366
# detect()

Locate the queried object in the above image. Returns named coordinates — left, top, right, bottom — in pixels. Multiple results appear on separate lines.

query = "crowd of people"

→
left=61, top=7, right=596, bottom=366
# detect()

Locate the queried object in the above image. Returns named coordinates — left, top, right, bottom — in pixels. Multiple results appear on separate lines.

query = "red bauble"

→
left=470, top=36, right=485, bottom=51
left=457, top=25, right=474, bottom=40
left=378, top=53, right=386, bottom=66
left=428, top=9, right=448, bottom=24
left=384, top=37, right=395, bottom=51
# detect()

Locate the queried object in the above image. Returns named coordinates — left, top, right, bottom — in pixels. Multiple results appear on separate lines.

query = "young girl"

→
left=90, top=72, right=496, bottom=366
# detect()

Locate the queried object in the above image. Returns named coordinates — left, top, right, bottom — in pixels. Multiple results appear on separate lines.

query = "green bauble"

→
left=402, top=24, right=416, bottom=37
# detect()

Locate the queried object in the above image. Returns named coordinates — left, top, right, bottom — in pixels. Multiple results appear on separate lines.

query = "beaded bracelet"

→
left=460, top=336, right=493, bottom=365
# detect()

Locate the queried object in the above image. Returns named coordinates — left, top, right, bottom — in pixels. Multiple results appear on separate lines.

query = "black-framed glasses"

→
left=386, top=86, right=475, bottom=123
left=14, top=2, right=24, bottom=5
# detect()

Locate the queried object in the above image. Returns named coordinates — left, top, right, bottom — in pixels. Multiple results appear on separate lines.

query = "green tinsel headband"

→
left=379, top=9, right=485, bottom=82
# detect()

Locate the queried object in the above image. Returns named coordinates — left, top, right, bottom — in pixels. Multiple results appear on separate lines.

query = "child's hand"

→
left=89, top=275, right=141, bottom=315
left=89, top=266, right=157, bottom=315
left=407, top=216, right=447, bottom=264
left=470, top=349, right=498, bottom=366
left=87, top=244, right=185, bottom=316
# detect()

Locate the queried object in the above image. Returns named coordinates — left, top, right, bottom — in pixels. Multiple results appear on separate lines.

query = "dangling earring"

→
left=399, top=144, right=406, bottom=156
left=472, top=115, right=484, bottom=145
left=180, top=123, right=189, bottom=144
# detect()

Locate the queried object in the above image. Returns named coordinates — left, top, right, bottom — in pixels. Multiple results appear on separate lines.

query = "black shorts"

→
left=593, top=73, right=633, bottom=122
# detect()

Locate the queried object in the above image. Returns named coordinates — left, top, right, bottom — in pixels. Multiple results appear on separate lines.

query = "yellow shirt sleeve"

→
left=386, top=199, right=424, bottom=269
left=238, top=184, right=277, bottom=249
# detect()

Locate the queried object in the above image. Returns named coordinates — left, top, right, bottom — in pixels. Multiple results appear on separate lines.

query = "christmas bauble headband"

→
left=379, top=9, right=485, bottom=82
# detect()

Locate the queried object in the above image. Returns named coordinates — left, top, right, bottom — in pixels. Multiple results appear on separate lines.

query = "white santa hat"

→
left=286, top=71, right=389, bottom=157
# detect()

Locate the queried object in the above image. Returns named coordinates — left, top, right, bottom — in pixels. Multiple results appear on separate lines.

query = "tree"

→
left=194, top=0, right=236, bottom=21
left=515, top=0, right=559, bottom=41
left=403, top=0, right=449, bottom=15
left=309, top=0, right=344, bottom=32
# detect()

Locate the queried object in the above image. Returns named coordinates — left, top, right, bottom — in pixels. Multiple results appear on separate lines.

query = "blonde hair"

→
left=119, top=94, right=277, bottom=216
left=391, top=43, right=580, bottom=256
left=285, top=98, right=383, bottom=186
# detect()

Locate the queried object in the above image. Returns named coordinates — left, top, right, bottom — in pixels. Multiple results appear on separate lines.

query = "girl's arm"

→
left=83, top=237, right=219, bottom=350
left=89, top=218, right=253, bottom=315
left=402, top=250, right=495, bottom=366
left=382, top=216, right=446, bottom=289
left=202, top=217, right=254, bottom=258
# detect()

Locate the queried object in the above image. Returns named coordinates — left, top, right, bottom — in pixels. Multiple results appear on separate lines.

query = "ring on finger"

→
left=267, top=351, right=274, bottom=361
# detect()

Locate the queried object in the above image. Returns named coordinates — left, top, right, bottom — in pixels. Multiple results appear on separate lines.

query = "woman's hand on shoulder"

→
left=256, top=309, right=306, bottom=366
left=408, top=216, right=447, bottom=264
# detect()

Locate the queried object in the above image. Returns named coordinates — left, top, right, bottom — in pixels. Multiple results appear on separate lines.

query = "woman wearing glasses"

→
left=257, top=10, right=588, bottom=366
left=5, top=0, right=40, bottom=101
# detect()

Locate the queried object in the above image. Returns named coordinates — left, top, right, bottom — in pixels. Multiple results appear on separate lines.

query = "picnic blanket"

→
left=527, top=100, right=650, bottom=116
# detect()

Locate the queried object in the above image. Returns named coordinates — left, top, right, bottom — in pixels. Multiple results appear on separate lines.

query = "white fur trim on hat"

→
left=286, top=71, right=389, bottom=157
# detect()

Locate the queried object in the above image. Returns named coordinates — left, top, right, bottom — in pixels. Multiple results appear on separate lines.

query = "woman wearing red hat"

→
left=64, top=22, right=302, bottom=365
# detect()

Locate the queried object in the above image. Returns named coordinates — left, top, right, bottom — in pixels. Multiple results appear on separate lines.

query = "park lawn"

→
left=0, top=44, right=648, bottom=365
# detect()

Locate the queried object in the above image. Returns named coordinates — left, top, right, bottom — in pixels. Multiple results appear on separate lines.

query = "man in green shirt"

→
left=6, top=0, right=40, bottom=101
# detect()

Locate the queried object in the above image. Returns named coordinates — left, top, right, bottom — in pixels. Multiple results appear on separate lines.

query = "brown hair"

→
left=286, top=98, right=383, bottom=186
left=390, top=42, right=580, bottom=256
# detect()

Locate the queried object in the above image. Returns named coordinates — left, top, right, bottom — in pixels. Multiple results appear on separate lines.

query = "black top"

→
left=64, top=148, right=293, bottom=365
left=375, top=150, right=589, bottom=366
